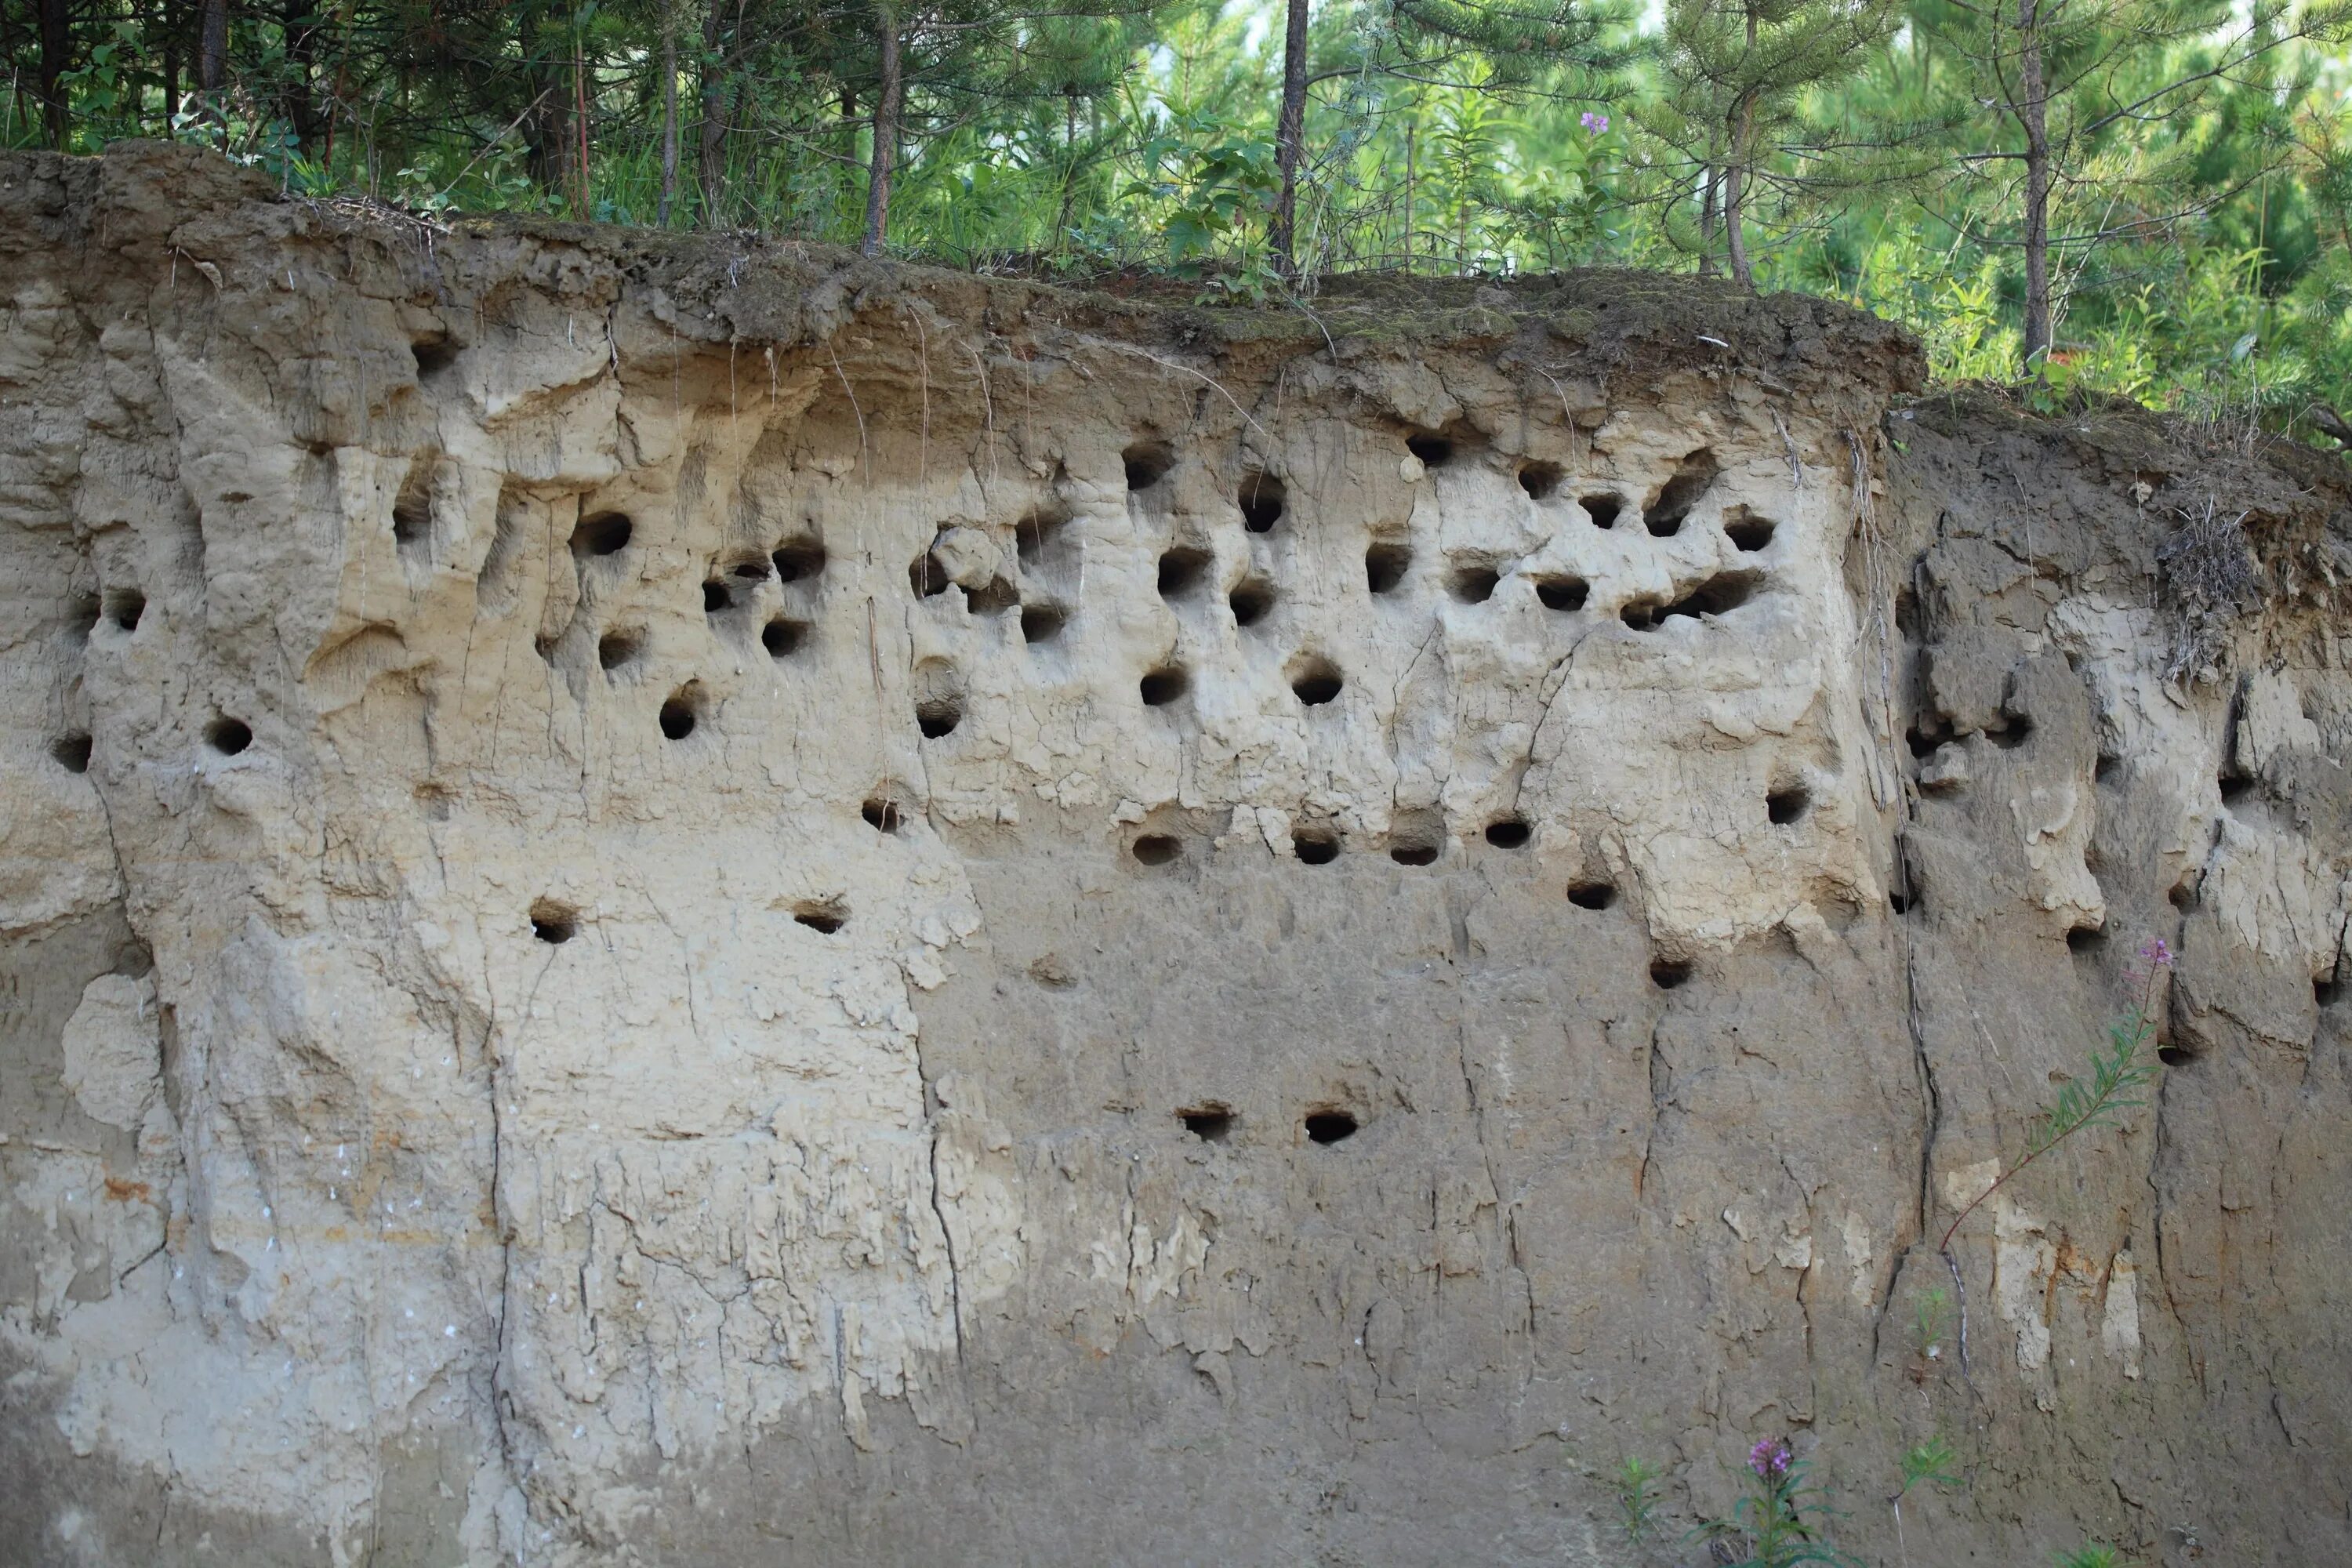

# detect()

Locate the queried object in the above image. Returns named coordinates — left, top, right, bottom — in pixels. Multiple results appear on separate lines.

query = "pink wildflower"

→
left=1749, top=1437, right=1792, bottom=1479
left=1581, top=111, right=1610, bottom=133
left=2138, top=937, right=2173, bottom=969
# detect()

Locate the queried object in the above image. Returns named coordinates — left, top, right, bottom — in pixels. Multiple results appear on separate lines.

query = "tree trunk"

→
left=36, top=0, right=73, bottom=147
left=1725, top=100, right=1755, bottom=291
left=281, top=0, right=325, bottom=154
left=1269, top=0, right=1310, bottom=277
left=198, top=0, right=229, bottom=93
left=163, top=0, right=181, bottom=128
left=518, top=3, right=576, bottom=198
left=859, top=8, right=902, bottom=257
left=1697, top=165, right=1719, bottom=276
left=697, top=0, right=727, bottom=228
left=658, top=0, right=680, bottom=227
left=2016, top=0, right=2053, bottom=372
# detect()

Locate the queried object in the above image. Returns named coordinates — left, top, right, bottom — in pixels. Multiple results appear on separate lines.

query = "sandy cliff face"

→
left=4, top=144, right=2350, bottom=1567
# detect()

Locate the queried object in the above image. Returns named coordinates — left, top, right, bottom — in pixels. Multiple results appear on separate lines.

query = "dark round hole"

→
left=762, top=619, right=808, bottom=657
left=49, top=733, right=93, bottom=774
left=1240, top=474, right=1286, bottom=532
left=1567, top=880, right=1617, bottom=910
left=1766, top=786, right=1810, bottom=825
left=597, top=630, right=643, bottom=670
left=1132, top=834, right=1181, bottom=866
left=1123, top=441, right=1174, bottom=491
left=1304, top=1110, right=1358, bottom=1145
left=1450, top=566, right=1500, bottom=604
left=1406, top=433, right=1453, bottom=466
left=205, top=717, right=252, bottom=756
left=572, top=511, right=633, bottom=557
left=530, top=901, right=575, bottom=944
left=1389, top=844, right=1438, bottom=867
left=862, top=796, right=904, bottom=833
left=794, top=905, right=846, bottom=935
left=412, top=337, right=457, bottom=376
left=1985, top=713, right=2033, bottom=750
left=1535, top=575, right=1588, bottom=612
left=1294, top=829, right=1340, bottom=864
left=771, top=539, right=826, bottom=582
left=659, top=695, right=698, bottom=740
left=1650, top=959, right=1691, bottom=990
left=1519, top=462, right=1562, bottom=499
left=2169, top=878, right=2197, bottom=910
left=910, top=553, right=950, bottom=597
left=1021, top=603, right=1067, bottom=644
left=1291, top=660, right=1343, bottom=706
left=1180, top=1107, right=1234, bottom=1142
left=1230, top=579, right=1276, bottom=626
left=2220, top=772, right=2252, bottom=803
left=1484, top=818, right=1530, bottom=848
left=2158, top=1046, right=2192, bottom=1067
left=702, top=580, right=731, bottom=614
left=1889, top=890, right=1914, bottom=914
left=2316, top=975, right=2342, bottom=1007
left=1158, top=548, right=1211, bottom=600
left=732, top=557, right=771, bottom=581
left=916, top=698, right=964, bottom=739
left=107, top=590, right=146, bottom=631
left=1366, top=542, right=1411, bottom=595
left=1140, top=666, right=1189, bottom=707
left=2067, top=924, right=2107, bottom=954
left=1582, top=495, right=1623, bottom=530
left=1725, top=511, right=1776, bottom=551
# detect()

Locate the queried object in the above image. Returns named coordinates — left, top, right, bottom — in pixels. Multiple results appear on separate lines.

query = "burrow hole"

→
left=2220, top=767, right=2253, bottom=804
left=2317, top=972, right=2343, bottom=1008
left=529, top=899, right=576, bottom=944
left=1294, top=822, right=1341, bottom=864
left=1984, top=711, right=2034, bottom=750
left=1519, top=461, right=1563, bottom=500
left=771, top=538, right=826, bottom=583
left=862, top=792, right=907, bottom=833
left=1240, top=474, right=1287, bottom=532
left=1290, top=655, right=1344, bottom=707
left=1123, top=441, right=1174, bottom=491
left=1021, top=603, right=1067, bottom=644
left=1485, top=818, right=1531, bottom=849
left=1620, top=570, right=1759, bottom=631
left=1449, top=563, right=1501, bottom=604
left=1180, top=1105, right=1235, bottom=1142
left=1888, top=888, right=1915, bottom=915
left=1766, top=784, right=1812, bottom=826
left=1406, top=432, right=1454, bottom=467
left=1535, top=575, right=1589, bottom=612
left=2066, top=924, right=2107, bottom=956
left=2158, top=1043, right=2195, bottom=1068
left=2168, top=875, right=2198, bottom=911
left=1568, top=879, right=1617, bottom=910
left=1140, top=664, right=1190, bottom=708
left=412, top=336, right=458, bottom=376
left=1650, top=958, right=1693, bottom=990
left=597, top=629, right=644, bottom=671
left=793, top=901, right=848, bottom=935
left=1131, top=833, right=1182, bottom=866
left=731, top=554, right=771, bottom=583
left=393, top=462, right=433, bottom=554
left=1723, top=506, right=1776, bottom=552
left=1158, top=546, right=1212, bottom=601
left=50, top=732, right=93, bottom=774
left=107, top=590, right=146, bottom=631
left=1229, top=579, right=1277, bottom=627
left=205, top=717, right=252, bottom=756
left=1365, top=541, right=1412, bottom=595
left=1644, top=449, right=1719, bottom=538
left=762, top=619, right=809, bottom=658
left=1304, top=1109, right=1359, bottom=1145
left=658, top=688, right=701, bottom=741
left=571, top=511, right=633, bottom=557
left=1388, top=810, right=1443, bottom=866
left=914, top=659, right=965, bottom=739
left=1582, top=493, right=1624, bottom=531
left=909, top=551, right=951, bottom=598
left=702, top=579, right=735, bottom=613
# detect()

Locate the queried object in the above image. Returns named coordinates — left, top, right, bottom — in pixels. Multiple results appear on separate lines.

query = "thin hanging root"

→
left=1074, top=337, right=1272, bottom=447
left=829, top=341, right=867, bottom=477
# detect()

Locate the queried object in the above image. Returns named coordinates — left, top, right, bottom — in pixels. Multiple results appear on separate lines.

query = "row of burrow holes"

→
left=561, top=432, right=1777, bottom=750
left=42, top=592, right=259, bottom=775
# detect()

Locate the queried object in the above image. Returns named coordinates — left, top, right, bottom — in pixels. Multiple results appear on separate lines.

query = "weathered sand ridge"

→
left=4, top=143, right=2350, bottom=1566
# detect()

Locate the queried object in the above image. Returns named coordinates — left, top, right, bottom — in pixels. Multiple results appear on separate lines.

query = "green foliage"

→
left=1614, top=1454, right=1663, bottom=1545
left=2056, top=1545, right=2125, bottom=1568
left=1693, top=1439, right=1860, bottom=1568
left=3, top=0, right=2347, bottom=441
left=1896, top=1435, right=1958, bottom=1497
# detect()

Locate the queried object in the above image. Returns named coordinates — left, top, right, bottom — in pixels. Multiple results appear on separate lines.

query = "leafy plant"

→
left=1693, top=1437, right=1860, bottom=1568
left=1889, top=1435, right=1959, bottom=1568
left=2056, top=1544, right=2125, bottom=1568
left=1614, top=1454, right=1663, bottom=1545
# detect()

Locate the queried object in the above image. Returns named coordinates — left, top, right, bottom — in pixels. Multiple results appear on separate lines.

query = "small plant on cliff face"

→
left=2055, top=1544, right=2123, bottom=1568
left=1888, top=1435, right=1959, bottom=1568
left=1692, top=1438, right=1860, bottom=1568
left=1613, top=1455, right=1663, bottom=1544
left=1936, top=940, right=2172, bottom=1356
